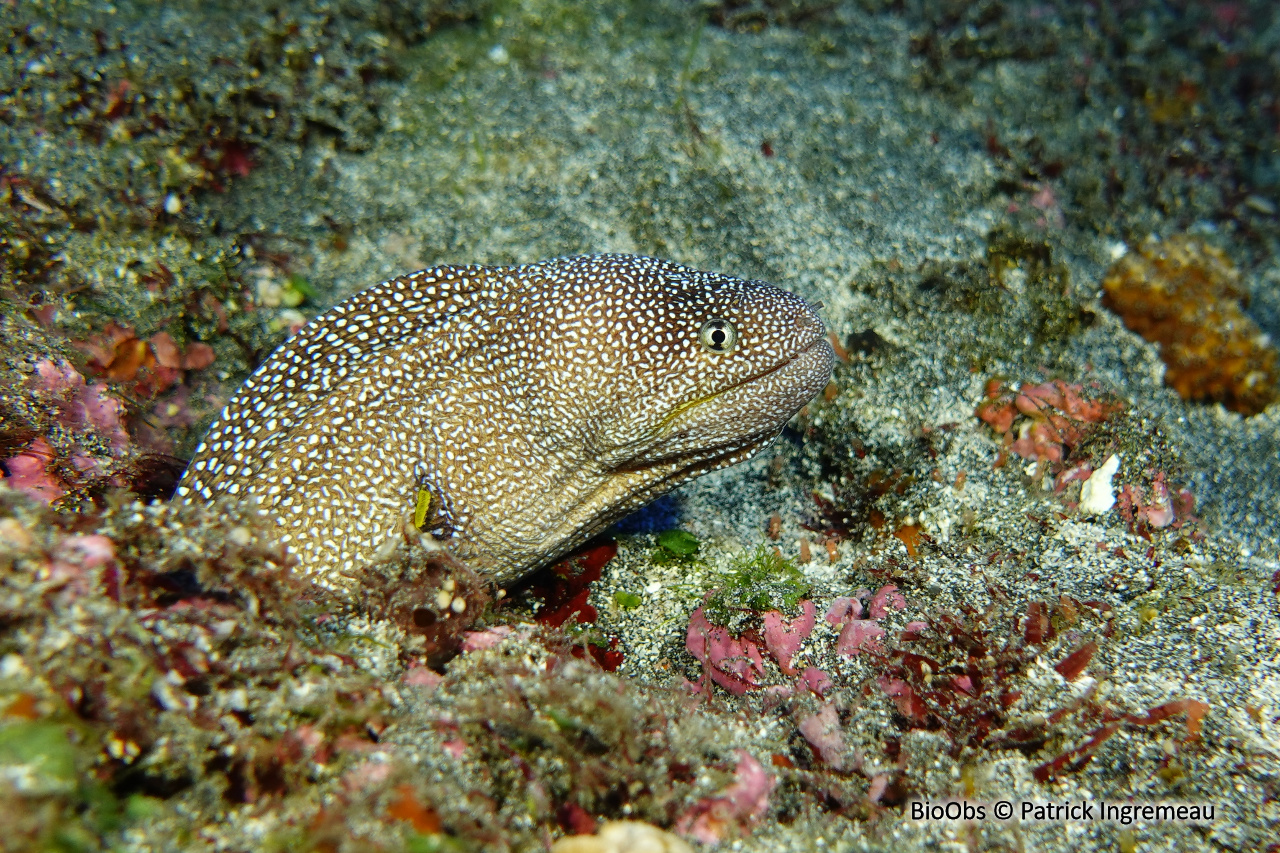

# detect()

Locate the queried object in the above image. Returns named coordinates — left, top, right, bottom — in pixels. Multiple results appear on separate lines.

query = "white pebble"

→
left=1079, top=454, right=1120, bottom=515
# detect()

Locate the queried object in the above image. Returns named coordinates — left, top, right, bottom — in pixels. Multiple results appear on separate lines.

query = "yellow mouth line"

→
left=653, top=388, right=727, bottom=436
left=651, top=335, right=826, bottom=437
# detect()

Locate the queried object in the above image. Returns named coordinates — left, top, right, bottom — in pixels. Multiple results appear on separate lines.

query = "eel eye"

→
left=698, top=318, right=737, bottom=353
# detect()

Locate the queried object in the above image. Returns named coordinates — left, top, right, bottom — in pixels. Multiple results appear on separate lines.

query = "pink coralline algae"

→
left=52, top=533, right=116, bottom=570
left=798, top=703, right=848, bottom=769
left=460, top=625, right=522, bottom=653
left=687, top=607, right=767, bottom=696
left=826, top=585, right=906, bottom=657
left=688, top=600, right=821, bottom=694
left=876, top=675, right=927, bottom=722
left=1, top=360, right=133, bottom=503
left=798, top=666, right=832, bottom=696
left=835, top=620, right=885, bottom=656
left=31, top=359, right=130, bottom=452
left=675, top=750, right=775, bottom=844
left=868, top=585, right=907, bottom=619
left=761, top=600, right=816, bottom=676
left=2, top=438, right=67, bottom=503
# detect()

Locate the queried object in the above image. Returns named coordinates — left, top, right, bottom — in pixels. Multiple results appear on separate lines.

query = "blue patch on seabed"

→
left=611, top=494, right=682, bottom=534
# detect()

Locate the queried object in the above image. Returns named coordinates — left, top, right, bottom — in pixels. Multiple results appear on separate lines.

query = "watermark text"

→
left=909, top=798, right=1216, bottom=826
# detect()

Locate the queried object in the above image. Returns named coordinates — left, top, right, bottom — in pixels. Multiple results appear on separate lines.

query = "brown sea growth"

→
left=1101, top=236, right=1279, bottom=416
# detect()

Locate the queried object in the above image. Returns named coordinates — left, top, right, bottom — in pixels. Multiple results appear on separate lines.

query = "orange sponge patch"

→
left=1102, top=236, right=1278, bottom=416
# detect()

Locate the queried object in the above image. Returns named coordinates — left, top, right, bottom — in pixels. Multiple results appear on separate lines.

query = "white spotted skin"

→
left=176, top=254, right=834, bottom=590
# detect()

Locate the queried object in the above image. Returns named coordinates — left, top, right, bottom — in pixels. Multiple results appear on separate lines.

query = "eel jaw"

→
left=650, top=333, right=834, bottom=442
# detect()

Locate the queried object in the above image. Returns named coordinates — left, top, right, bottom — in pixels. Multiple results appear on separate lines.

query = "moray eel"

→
left=177, top=254, right=833, bottom=591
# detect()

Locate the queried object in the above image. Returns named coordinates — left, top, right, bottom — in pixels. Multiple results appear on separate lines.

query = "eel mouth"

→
left=732, top=332, right=831, bottom=391
left=654, top=332, right=833, bottom=436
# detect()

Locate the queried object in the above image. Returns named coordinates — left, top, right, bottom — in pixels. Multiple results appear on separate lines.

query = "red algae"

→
left=1053, top=641, right=1098, bottom=681
left=529, top=541, right=619, bottom=629
left=687, top=606, right=768, bottom=696
left=976, top=378, right=1123, bottom=467
left=1033, top=699, right=1209, bottom=783
left=79, top=323, right=216, bottom=400
left=761, top=600, right=816, bottom=676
